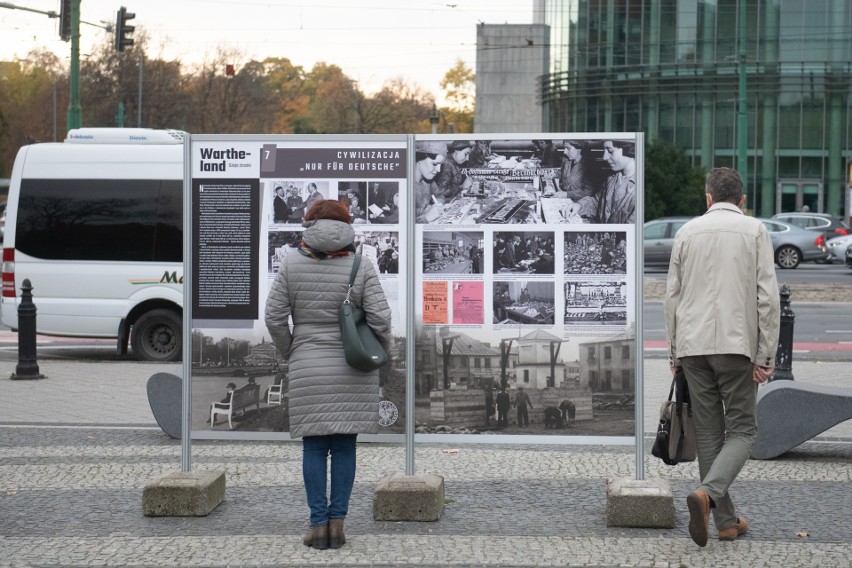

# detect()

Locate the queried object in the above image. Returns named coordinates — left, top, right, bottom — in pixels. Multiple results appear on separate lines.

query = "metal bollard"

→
left=771, top=282, right=794, bottom=381
left=11, top=279, right=45, bottom=380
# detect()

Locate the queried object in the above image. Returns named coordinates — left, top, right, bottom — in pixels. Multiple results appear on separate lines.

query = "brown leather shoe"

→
left=302, top=523, right=329, bottom=549
left=686, top=489, right=711, bottom=547
left=328, top=518, right=346, bottom=549
left=718, top=516, right=748, bottom=541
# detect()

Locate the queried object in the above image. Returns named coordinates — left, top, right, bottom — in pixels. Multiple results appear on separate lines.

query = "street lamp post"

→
left=67, top=0, right=82, bottom=129
left=548, top=339, right=564, bottom=388
left=736, top=0, right=747, bottom=185
left=499, top=338, right=514, bottom=391
left=440, top=334, right=459, bottom=389
left=429, top=103, right=440, bottom=134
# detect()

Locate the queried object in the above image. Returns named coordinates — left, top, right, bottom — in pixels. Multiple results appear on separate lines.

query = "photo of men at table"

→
left=354, top=231, right=399, bottom=274
left=493, top=281, right=555, bottom=325
left=423, top=231, right=484, bottom=274
left=413, top=137, right=637, bottom=225
left=267, top=230, right=302, bottom=275
left=270, top=181, right=328, bottom=225
left=563, top=231, right=627, bottom=275
left=338, top=181, right=368, bottom=224
left=493, top=231, right=555, bottom=275
left=366, top=181, right=401, bottom=225
left=564, top=280, right=628, bottom=326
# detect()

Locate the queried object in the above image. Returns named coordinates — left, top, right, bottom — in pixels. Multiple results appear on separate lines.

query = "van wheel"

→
left=131, top=309, right=181, bottom=362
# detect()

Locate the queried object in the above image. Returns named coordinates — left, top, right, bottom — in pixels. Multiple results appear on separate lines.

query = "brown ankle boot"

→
left=328, top=518, right=346, bottom=549
left=302, top=523, right=329, bottom=549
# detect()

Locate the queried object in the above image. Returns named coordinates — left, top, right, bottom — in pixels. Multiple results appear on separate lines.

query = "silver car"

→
left=643, top=217, right=692, bottom=267
left=759, top=218, right=829, bottom=269
left=825, top=234, right=852, bottom=263
left=771, top=212, right=850, bottom=242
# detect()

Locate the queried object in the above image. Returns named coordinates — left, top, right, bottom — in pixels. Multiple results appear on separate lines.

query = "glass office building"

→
left=538, top=0, right=852, bottom=217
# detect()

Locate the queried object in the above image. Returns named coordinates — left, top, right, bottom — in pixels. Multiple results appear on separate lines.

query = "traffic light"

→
left=114, top=7, right=135, bottom=52
left=59, top=0, right=72, bottom=42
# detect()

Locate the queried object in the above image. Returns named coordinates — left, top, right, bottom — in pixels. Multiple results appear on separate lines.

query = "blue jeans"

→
left=302, top=434, right=357, bottom=527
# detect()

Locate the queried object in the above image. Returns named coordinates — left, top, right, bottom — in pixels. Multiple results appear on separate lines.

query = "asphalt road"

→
left=644, top=259, right=852, bottom=285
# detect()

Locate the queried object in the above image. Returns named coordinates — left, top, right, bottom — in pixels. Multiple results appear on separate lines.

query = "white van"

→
left=2, top=128, right=185, bottom=361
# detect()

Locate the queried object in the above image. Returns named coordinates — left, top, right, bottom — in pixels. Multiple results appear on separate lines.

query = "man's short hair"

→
left=706, top=167, right=743, bottom=204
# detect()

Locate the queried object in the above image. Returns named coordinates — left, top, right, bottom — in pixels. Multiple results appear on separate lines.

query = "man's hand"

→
left=753, top=365, right=773, bottom=384
left=670, top=366, right=681, bottom=376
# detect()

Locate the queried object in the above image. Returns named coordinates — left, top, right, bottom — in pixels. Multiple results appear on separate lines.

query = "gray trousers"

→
left=680, top=354, right=757, bottom=531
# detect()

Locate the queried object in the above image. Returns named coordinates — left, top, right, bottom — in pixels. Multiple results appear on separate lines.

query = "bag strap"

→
left=344, top=254, right=361, bottom=304
left=673, top=368, right=691, bottom=417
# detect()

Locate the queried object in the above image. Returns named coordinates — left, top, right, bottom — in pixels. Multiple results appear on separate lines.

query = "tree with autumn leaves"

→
left=0, top=37, right=477, bottom=177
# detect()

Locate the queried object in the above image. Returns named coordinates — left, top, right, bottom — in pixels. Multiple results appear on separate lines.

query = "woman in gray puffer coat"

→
left=265, top=199, right=392, bottom=550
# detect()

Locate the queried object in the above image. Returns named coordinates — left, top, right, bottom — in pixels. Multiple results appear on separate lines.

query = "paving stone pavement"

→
left=1, top=357, right=850, bottom=567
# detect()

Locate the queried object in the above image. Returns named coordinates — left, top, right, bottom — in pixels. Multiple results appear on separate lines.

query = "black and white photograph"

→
left=269, top=180, right=328, bottom=225
left=563, top=231, right=627, bottom=275
left=564, top=280, right=628, bottom=326
left=493, top=231, right=556, bottom=274
left=492, top=281, right=555, bottom=325
left=192, top=327, right=407, bottom=434
left=354, top=231, right=399, bottom=274
left=268, top=230, right=302, bottom=275
left=414, top=138, right=636, bottom=225
left=412, top=325, right=635, bottom=436
left=423, top=231, right=484, bottom=274
left=366, top=181, right=400, bottom=224
left=339, top=181, right=367, bottom=224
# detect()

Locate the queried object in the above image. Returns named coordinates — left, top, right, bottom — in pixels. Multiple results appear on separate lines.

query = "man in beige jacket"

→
left=665, top=167, right=780, bottom=547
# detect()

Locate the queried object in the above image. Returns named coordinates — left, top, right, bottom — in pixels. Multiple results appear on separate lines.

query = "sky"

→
left=1, top=0, right=534, bottom=101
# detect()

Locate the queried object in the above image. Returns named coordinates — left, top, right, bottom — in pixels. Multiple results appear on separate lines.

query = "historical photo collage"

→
left=413, top=136, right=637, bottom=437
left=191, top=140, right=409, bottom=437
left=267, top=179, right=402, bottom=278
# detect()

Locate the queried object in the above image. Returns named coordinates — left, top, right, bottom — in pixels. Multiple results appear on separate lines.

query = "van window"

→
left=15, top=179, right=182, bottom=262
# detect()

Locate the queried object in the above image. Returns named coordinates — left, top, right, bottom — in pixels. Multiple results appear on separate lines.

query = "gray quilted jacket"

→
left=264, top=219, right=392, bottom=438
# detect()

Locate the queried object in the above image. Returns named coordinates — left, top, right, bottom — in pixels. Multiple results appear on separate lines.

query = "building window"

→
left=485, top=358, right=491, bottom=369
left=523, top=370, right=530, bottom=383
left=588, top=347, right=596, bottom=362
left=604, top=346, right=612, bottom=360
left=622, top=345, right=630, bottom=359
left=474, top=357, right=480, bottom=369
left=622, top=370, right=632, bottom=391
left=603, top=371, right=612, bottom=392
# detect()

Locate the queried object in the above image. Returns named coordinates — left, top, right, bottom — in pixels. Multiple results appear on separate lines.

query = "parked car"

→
left=824, top=234, right=852, bottom=263
left=771, top=212, right=850, bottom=243
left=643, top=217, right=692, bottom=267
left=847, top=243, right=852, bottom=269
left=759, top=218, right=829, bottom=269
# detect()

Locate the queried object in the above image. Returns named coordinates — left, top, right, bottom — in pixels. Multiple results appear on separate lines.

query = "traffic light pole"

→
left=67, top=0, right=82, bottom=130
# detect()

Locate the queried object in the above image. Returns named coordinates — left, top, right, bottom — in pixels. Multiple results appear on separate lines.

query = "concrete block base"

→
left=373, top=473, right=444, bottom=522
left=605, top=477, right=675, bottom=528
left=142, top=470, right=226, bottom=517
